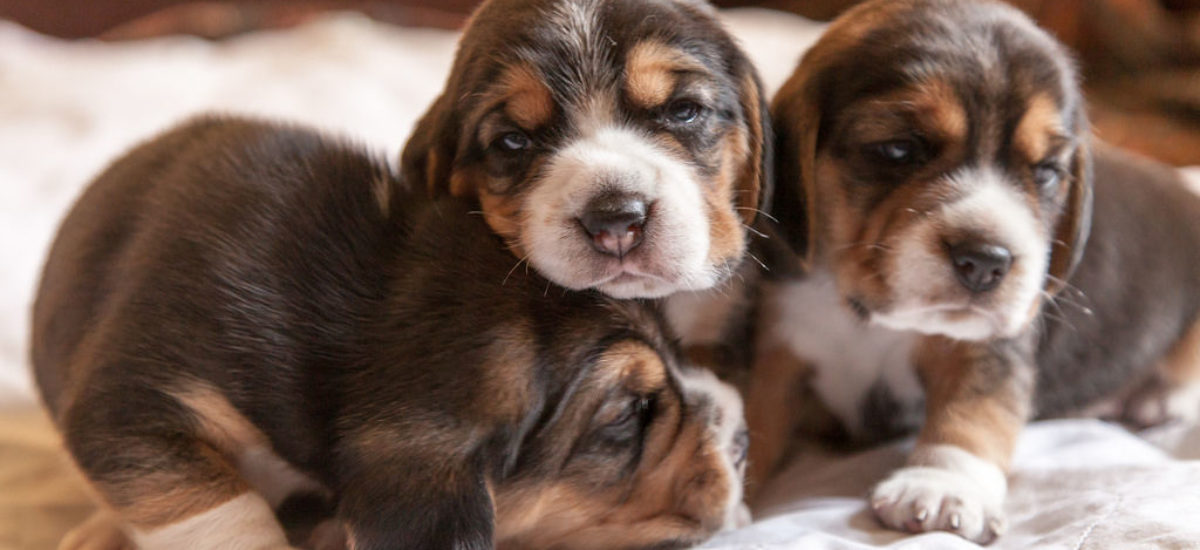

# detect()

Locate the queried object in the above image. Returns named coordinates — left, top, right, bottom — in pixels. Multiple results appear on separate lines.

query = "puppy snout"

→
left=948, top=241, right=1013, bottom=293
left=578, top=192, right=648, bottom=258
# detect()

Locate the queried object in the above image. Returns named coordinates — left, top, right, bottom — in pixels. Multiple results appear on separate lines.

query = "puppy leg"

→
left=871, top=337, right=1032, bottom=544
left=1123, top=318, right=1200, bottom=427
left=743, top=345, right=809, bottom=497
left=62, top=389, right=296, bottom=550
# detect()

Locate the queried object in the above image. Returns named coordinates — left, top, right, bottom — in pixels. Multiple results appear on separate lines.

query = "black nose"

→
left=949, top=241, right=1013, bottom=293
left=578, top=193, right=648, bottom=258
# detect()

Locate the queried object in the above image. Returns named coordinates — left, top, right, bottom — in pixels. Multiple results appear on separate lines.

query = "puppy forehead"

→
left=473, top=0, right=730, bottom=98
left=844, top=78, right=966, bottom=141
left=819, top=1, right=1077, bottom=119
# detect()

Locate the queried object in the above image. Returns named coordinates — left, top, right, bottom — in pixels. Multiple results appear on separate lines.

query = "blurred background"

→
left=3, top=0, right=1199, bottom=164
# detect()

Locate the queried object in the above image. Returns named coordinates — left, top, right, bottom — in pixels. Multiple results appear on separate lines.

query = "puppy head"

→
left=341, top=197, right=748, bottom=549
left=771, top=0, right=1092, bottom=341
left=490, top=306, right=749, bottom=548
left=402, top=0, right=771, bottom=299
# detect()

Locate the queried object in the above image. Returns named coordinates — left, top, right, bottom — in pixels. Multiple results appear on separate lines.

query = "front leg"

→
left=871, top=336, right=1034, bottom=544
left=335, top=432, right=495, bottom=550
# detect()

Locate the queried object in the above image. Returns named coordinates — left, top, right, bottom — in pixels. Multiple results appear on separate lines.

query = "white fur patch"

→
left=872, top=166, right=1048, bottom=340
left=524, top=125, right=715, bottom=298
left=871, top=444, right=1008, bottom=543
left=237, top=445, right=325, bottom=509
left=662, top=280, right=747, bottom=347
left=676, top=366, right=748, bottom=530
left=762, top=272, right=922, bottom=439
left=130, top=493, right=294, bottom=550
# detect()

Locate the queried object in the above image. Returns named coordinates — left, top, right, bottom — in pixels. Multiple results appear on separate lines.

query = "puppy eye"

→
left=609, top=395, right=654, bottom=429
left=666, top=100, right=704, bottom=124
left=868, top=139, right=923, bottom=164
left=494, top=131, right=531, bottom=153
left=1034, top=163, right=1062, bottom=189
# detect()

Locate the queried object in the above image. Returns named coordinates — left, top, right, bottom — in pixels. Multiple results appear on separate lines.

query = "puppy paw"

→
left=869, top=445, right=1007, bottom=544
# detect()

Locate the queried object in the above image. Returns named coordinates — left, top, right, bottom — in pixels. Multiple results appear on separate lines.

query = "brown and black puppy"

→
left=31, top=117, right=749, bottom=550
left=402, top=0, right=771, bottom=299
left=751, top=0, right=1200, bottom=543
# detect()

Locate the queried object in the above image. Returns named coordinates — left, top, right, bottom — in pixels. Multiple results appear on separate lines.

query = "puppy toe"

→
left=871, top=465, right=1005, bottom=544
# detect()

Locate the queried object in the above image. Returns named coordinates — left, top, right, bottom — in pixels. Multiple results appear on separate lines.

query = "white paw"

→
left=869, top=445, right=1008, bottom=544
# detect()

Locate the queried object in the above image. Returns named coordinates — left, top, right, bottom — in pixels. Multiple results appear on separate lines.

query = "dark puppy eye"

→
left=666, top=99, right=704, bottom=124
left=1033, top=163, right=1062, bottom=189
left=609, top=395, right=652, bottom=428
left=494, top=131, right=531, bottom=153
left=868, top=139, right=924, bottom=165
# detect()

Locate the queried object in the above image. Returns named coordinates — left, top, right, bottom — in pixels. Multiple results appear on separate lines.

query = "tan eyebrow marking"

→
left=1014, top=93, right=1066, bottom=162
left=625, top=41, right=709, bottom=109
left=500, top=64, right=555, bottom=130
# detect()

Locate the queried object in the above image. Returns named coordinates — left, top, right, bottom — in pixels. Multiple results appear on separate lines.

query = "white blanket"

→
left=0, top=9, right=1196, bottom=549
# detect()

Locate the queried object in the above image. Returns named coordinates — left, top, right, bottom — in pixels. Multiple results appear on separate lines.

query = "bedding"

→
left=0, top=8, right=1197, bottom=549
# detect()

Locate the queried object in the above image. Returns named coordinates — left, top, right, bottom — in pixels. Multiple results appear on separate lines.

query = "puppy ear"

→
left=338, top=450, right=494, bottom=550
left=1045, top=136, right=1094, bottom=294
left=733, top=67, right=773, bottom=226
left=769, top=64, right=823, bottom=270
left=400, top=93, right=462, bottom=198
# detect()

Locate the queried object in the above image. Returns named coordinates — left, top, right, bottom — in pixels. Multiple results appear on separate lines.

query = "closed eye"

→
left=661, top=99, right=707, bottom=125
left=1033, top=162, right=1065, bottom=190
left=492, top=130, right=532, bottom=153
left=865, top=138, right=928, bottom=166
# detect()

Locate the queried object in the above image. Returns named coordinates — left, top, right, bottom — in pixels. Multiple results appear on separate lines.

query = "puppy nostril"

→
left=578, top=194, right=649, bottom=258
left=949, top=241, right=1013, bottom=293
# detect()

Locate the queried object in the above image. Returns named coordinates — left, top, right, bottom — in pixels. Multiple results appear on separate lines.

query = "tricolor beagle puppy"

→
left=31, top=117, right=749, bottom=550
left=401, top=0, right=772, bottom=299
left=745, top=0, right=1200, bottom=543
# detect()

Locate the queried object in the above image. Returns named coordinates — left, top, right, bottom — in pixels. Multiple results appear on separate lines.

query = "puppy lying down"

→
left=31, top=117, right=749, bottom=550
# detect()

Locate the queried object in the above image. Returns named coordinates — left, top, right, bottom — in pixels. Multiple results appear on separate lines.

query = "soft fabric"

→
left=0, top=9, right=1196, bottom=550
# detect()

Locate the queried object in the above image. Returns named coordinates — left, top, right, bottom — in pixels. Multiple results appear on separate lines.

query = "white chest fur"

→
left=761, top=272, right=924, bottom=438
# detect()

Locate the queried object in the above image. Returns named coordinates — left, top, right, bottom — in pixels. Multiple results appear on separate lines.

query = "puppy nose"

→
left=578, top=194, right=648, bottom=258
left=949, top=241, right=1013, bottom=293
left=730, top=425, right=749, bottom=471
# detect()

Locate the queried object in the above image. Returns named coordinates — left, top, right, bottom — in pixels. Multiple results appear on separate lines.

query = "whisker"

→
left=742, top=223, right=768, bottom=239
left=502, top=253, right=532, bottom=286
left=735, top=207, right=780, bottom=224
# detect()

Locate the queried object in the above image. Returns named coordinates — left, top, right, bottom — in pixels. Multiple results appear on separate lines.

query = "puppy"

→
left=401, top=0, right=772, bottom=299
left=751, top=0, right=1200, bottom=543
left=31, top=117, right=749, bottom=550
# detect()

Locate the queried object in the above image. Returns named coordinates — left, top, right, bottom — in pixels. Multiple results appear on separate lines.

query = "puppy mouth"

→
left=853, top=295, right=1011, bottom=340
left=591, top=266, right=677, bottom=297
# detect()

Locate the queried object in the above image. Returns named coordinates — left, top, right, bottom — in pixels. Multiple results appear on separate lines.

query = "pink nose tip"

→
left=591, top=224, right=644, bottom=258
left=579, top=194, right=648, bottom=258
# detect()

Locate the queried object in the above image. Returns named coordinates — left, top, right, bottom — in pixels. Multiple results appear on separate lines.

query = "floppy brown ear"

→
left=734, top=67, right=773, bottom=226
left=769, top=64, right=822, bottom=270
left=1045, top=137, right=1094, bottom=294
left=400, top=94, right=461, bottom=198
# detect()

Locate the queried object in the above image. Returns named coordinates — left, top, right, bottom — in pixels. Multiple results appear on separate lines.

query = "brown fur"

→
left=502, top=64, right=556, bottom=130
left=33, top=116, right=747, bottom=549
left=756, top=0, right=1200, bottom=543
left=625, top=42, right=703, bottom=109
left=912, top=337, right=1032, bottom=469
left=742, top=345, right=810, bottom=493
left=400, top=0, right=773, bottom=299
